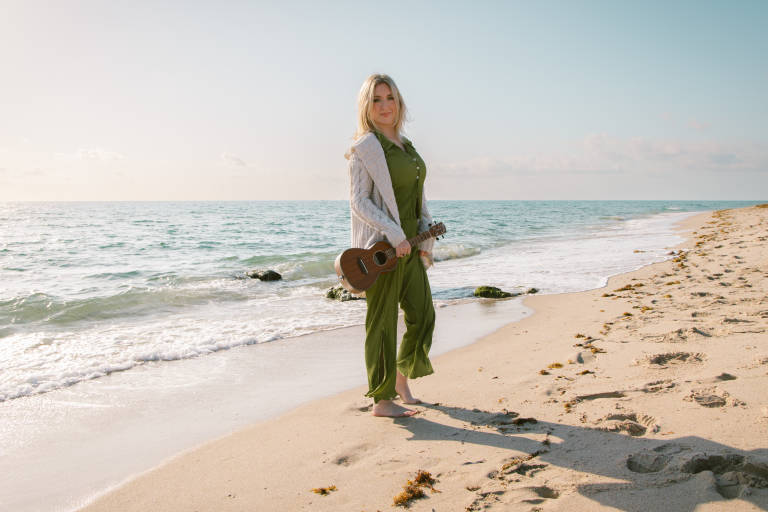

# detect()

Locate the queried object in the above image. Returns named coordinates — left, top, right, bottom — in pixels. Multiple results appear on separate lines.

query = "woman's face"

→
left=371, top=83, right=397, bottom=129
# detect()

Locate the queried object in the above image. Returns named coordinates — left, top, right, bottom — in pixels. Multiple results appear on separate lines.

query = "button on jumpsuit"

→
left=364, top=132, right=435, bottom=403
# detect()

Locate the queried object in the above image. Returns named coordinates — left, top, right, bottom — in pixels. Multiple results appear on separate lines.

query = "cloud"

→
left=435, top=135, right=768, bottom=178
left=220, top=152, right=247, bottom=167
left=55, top=147, right=125, bottom=161
left=688, top=119, right=710, bottom=131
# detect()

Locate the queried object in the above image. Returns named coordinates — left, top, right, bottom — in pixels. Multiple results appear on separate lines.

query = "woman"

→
left=346, top=74, right=436, bottom=418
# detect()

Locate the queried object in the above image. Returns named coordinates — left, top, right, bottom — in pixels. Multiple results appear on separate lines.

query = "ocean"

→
left=0, top=200, right=760, bottom=404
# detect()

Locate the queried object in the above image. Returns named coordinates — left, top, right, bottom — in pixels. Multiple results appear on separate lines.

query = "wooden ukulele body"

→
left=334, top=241, right=398, bottom=294
left=334, top=221, right=446, bottom=294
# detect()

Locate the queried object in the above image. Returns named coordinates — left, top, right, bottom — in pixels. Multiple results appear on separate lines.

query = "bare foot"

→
left=372, top=400, right=418, bottom=417
left=395, top=371, right=422, bottom=405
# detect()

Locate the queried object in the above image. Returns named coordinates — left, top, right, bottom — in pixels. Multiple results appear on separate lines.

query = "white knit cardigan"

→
left=347, top=132, right=435, bottom=258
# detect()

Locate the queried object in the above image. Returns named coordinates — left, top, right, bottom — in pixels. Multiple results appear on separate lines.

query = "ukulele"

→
left=334, top=222, right=446, bottom=294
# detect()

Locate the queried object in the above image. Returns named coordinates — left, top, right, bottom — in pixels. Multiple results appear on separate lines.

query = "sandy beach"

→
left=79, top=205, right=768, bottom=511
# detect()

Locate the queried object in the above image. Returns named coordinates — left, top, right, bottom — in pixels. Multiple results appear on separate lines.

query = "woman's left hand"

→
left=419, top=250, right=434, bottom=270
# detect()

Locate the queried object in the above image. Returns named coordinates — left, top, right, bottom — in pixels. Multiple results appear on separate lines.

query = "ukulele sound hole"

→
left=373, top=251, right=387, bottom=265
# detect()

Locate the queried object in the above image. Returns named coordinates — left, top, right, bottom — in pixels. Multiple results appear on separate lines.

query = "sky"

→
left=1, top=0, right=766, bottom=201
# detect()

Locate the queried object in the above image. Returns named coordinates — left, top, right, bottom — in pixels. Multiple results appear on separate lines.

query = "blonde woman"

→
left=346, top=74, right=436, bottom=417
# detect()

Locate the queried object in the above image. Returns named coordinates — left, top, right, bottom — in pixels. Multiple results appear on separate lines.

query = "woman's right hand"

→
left=395, top=240, right=411, bottom=258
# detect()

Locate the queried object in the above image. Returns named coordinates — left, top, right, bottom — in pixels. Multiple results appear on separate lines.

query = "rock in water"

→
left=326, top=286, right=363, bottom=301
left=474, top=286, right=515, bottom=298
left=526, top=287, right=539, bottom=294
left=247, top=269, right=282, bottom=281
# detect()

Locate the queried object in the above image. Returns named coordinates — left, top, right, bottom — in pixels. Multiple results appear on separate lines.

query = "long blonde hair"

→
left=354, top=74, right=408, bottom=140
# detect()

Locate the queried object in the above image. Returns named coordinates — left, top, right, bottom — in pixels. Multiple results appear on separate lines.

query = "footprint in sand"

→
left=641, top=352, right=706, bottom=367
left=522, top=485, right=560, bottom=504
left=627, top=451, right=673, bottom=473
left=331, top=443, right=374, bottom=466
left=684, top=388, right=740, bottom=408
left=564, top=391, right=626, bottom=412
left=722, top=317, right=754, bottom=324
left=746, top=356, right=768, bottom=369
left=593, top=412, right=659, bottom=437
left=680, top=453, right=768, bottom=499
left=645, top=328, right=712, bottom=343
left=468, top=452, right=558, bottom=511
left=640, top=379, right=677, bottom=393
left=701, top=373, right=737, bottom=384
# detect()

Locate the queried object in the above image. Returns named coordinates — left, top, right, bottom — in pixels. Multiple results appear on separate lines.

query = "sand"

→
left=79, top=205, right=768, bottom=511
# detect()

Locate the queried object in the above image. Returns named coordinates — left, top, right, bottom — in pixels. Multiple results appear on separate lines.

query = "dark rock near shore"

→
left=474, top=286, right=516, bottom=299
left=247, top=269, right=282, bottom=281
left=326, top=286, right=364, bottom=301
left=473, top=286, right=540, bottom=299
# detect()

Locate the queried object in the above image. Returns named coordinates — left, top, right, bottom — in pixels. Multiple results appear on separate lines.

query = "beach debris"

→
left=325, top=285, right=364, bottom=301
left=547, top=362, right=563, bottom=369
left=393, top=470, right=439, bottom=507
left=311, top=484, right=337, bottom=495
left=614, top=283, right=644, bottom=292
left=473, top=286, right=515, bottom=298
left=247, top=269, right=282, bottom=281
left=539, top=369, right=550, bottom=375
left=578, top=370, right=594, bottom=375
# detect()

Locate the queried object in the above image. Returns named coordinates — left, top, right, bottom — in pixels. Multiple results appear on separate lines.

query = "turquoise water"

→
left=0, top=199, right=762, bottom=401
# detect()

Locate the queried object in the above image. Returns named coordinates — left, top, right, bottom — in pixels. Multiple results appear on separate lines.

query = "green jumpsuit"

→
left=364, top=131, right=435, bottom=403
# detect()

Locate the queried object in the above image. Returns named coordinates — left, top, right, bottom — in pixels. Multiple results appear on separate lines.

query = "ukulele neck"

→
left=383, top=229, right=433, bottom=258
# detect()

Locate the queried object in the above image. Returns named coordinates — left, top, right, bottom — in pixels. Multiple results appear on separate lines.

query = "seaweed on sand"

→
left=311, top=485, right=337, bottom=495
left=393, top=470, right=440, bottom=507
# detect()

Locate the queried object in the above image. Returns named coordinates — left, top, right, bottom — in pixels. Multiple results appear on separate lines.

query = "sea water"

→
left=0, top=200, right=760, bottom=403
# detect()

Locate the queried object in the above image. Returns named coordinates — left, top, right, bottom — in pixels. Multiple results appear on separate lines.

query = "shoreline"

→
left=0, top=294, right=532, bottom=512
left=78, top=206, right=768, bottom=510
